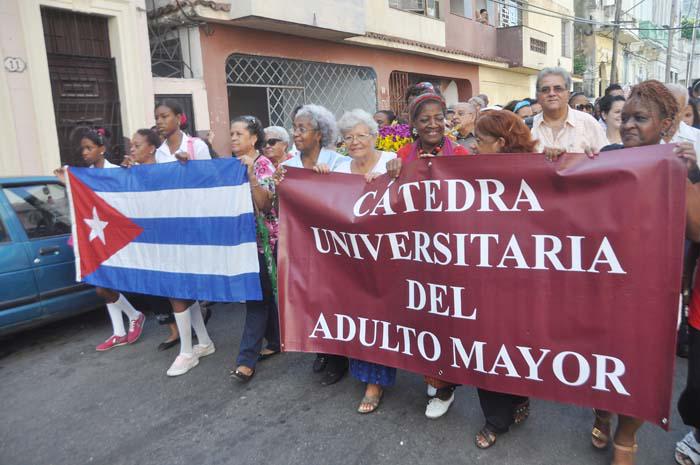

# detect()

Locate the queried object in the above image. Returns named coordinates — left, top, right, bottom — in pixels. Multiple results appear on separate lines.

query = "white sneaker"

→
left=193, top=342, right=215, bottom=358
left=427, top=385, right=437, bottom=397
left=166, top=353, right=199, bottom=377
left=425, top=393, right=455, bottom=419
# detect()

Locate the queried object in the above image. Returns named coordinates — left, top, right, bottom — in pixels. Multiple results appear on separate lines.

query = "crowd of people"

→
left=58, top=66, right=700, bottom=465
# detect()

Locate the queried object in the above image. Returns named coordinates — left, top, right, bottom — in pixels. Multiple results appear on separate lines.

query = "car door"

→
left=2, top=182, right=84, bottom=317
left=0, top=192, right=42, bottom=328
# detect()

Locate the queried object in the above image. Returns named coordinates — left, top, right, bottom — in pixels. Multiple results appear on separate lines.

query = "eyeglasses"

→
left=342, top=134, right=372, bottom=144
left=576, top=104, right=594, bottom=112
left=264, top=138, right=282, bottom=147
left=538, top=86, right=567, bottom=94
left=292, top=126, right=315, bottom=135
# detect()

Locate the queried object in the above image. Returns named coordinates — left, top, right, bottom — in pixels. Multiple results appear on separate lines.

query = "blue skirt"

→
left=350, top=359, right=396, bottom=386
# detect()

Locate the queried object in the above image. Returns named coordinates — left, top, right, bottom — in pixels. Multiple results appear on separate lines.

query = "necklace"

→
left=417, top=138, right=445, bottom=156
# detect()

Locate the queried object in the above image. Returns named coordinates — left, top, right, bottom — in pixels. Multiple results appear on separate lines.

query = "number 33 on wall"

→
left=4, top=57, right=26, bottom=73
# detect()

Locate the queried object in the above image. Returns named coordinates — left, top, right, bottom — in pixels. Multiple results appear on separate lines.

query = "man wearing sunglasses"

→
left=531, top=67, right=607, bottom=158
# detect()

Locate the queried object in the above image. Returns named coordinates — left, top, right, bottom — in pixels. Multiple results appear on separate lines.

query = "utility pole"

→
left=687, top=0, right=700, bottom=85
left=610, top=0, right=623, bottom=84
left=666, top=0, right=679, bottom=82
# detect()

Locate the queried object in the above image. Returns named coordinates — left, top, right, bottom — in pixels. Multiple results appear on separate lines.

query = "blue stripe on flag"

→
left=132, top=215, right=257, bottom=246
left=85, top=266, right=262, bottom=302
left=70, top=158, right=248, bottom=192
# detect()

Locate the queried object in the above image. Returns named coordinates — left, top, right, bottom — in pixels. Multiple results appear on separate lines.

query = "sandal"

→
left=676, top=431, right=700, bottom=465
left=230, top=366, right=255, bottom=383
left=357, top=390, right=383, bottom=414
left=513, top=399, right=530, bottom=425
left=258, top=349, right=279, bottom=361
left=475, top=425, right=498, bottom=449
left=591, top=410, right=612, bottom=449
left=612, top=441, right=638, bottom=465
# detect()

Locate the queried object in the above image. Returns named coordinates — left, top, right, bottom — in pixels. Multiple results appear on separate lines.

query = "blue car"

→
left=0, top=176, right=102, bottom=335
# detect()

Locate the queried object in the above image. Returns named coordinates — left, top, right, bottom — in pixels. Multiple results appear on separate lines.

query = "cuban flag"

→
left=65, top=159, right=262, bottom=302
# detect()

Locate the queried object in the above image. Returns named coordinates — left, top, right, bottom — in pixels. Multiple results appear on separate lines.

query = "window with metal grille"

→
left=530, top=38, right=547, bottom=54
left=226, top=54, right=377, bottom=130
left=389, top=0, right=440, bottom=19
left=498, top=0, right=520, bottom=27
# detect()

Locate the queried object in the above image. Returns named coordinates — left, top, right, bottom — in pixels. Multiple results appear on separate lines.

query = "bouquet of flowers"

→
left=376, top=123, right=413, bottom=153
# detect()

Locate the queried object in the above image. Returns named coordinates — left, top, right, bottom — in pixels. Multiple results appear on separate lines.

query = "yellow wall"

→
left=523, top=0, right=573, bottom=72
left=479, top=67, right=533, bottom=105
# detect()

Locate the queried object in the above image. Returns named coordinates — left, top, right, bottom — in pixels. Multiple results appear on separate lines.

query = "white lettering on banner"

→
left=406, top=279, right=477, bottom=320
left=306, top=313, right=631, bottom=396
left=353, top=178, right=544, bottom=217
left=310, top=228, right=626, bottom=275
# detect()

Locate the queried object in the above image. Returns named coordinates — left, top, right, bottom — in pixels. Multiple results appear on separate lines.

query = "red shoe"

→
left=96, top=334, right=128, bottom=351
left=127, top=313, right=145, bottom=344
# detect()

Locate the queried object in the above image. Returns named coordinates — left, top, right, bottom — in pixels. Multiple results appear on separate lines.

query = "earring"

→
left=411, top=127, right=418, bottom=138
left=100, top=152, right=105, bottom=155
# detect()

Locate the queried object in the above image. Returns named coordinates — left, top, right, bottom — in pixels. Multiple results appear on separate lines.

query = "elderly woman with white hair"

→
left=263, top=126, right=292, bottom=168
left=280, top=104, right=348, bottom=386
left=316, top=109, right=396, bottom=179
left=282, top=104, right=344, bottom=171
left=313, top=109, right=397, bottom=413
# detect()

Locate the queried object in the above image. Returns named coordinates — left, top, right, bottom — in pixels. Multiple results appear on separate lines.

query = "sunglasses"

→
left=264, top=138, right=282, bottom=147
left=576, top=104, right=594, bottom=112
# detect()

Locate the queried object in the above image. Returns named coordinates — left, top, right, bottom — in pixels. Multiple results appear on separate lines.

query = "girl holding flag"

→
left=55, top=129, right=146, bottom=351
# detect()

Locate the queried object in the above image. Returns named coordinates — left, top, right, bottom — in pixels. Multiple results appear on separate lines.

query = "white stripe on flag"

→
left=95, top=185, right=253, bottom=219
left=102, top=242, right=260, bottom=276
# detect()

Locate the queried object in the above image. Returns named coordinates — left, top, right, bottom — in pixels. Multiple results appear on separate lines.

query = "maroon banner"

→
left=278, top=145, right=685, bottom=428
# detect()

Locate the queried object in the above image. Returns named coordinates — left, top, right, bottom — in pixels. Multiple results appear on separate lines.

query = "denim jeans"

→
left=236, top=251, right=279, bottom=368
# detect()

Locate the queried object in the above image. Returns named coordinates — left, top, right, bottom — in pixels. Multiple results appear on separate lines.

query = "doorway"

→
left=41, top=7, right=124, bottom=167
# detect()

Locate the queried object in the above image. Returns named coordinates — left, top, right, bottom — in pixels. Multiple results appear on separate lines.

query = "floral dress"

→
left=253, top=155, right=278, bottom=253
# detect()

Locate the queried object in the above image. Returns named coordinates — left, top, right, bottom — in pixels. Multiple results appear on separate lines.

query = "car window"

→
left=0, top=217, right=8, bottom=242
left=3, top=184, right=71, bottom=239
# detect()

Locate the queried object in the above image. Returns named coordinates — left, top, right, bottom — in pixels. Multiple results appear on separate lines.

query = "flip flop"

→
left=475, top=426, right=497, bottom=449
left=357, top=391, right=383, bottom=414
left=230, top=367, right=255, bottom=383
left=258, top=350, right=279, bottom=361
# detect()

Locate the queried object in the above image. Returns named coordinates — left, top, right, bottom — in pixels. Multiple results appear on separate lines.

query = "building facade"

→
left=574, top=0, right=700, bottom=98
left=0, top=0, right=154, bottom=177
left=2, top=0, right=578, bottom=174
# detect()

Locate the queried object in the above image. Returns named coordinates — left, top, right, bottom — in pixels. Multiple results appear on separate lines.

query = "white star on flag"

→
left=84, top=206, right=109, bottom=244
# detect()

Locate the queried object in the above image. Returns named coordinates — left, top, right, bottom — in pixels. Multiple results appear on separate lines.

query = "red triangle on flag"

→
left=68, top=170, right=144, bottom=278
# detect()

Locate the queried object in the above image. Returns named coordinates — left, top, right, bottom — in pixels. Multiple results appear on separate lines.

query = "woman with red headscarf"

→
left=386, top=85, right=469, bottom=419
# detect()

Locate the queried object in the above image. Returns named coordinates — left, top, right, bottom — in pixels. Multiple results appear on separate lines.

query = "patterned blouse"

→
left=253, top=155, right=278, bottom=252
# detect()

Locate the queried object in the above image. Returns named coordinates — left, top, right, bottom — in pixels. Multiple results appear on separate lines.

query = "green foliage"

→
left=682, top=18, right=697, bottom=41
left=573, top=55, right=586, bottom=76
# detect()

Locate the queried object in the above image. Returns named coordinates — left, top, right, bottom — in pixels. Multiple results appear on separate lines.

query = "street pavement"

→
left=0, top=303, right=690, bottom=465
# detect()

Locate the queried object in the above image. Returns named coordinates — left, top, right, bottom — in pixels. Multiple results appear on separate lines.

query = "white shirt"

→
left=334, top=151, right=396, bottom=174
left=282, top=148, right=345, bottom=170
left=156, top=131, right=210, bottom=163
left=90, top=159, right=119, bottom=169
left=531, top=108, right=608, bottom=153
left=671, top=121, right=700, bottom=159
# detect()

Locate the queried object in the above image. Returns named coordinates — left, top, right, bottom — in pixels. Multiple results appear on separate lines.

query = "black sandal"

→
left=475, top=426, right=498, bottom=449
left=230, top=367, right=255, bottom=383
left=513, top=400, right=530, bottom=425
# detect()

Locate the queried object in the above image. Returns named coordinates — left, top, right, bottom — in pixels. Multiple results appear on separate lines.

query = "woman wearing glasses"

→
left=262, top=126, right=293, bottom=168
left=313, top=109, right=396, bottom=413
left=569, top=92, right=594, bottom=115
left=282, top=104, right=344, bottom=171
left=281, top=104, right=348, bottom=385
